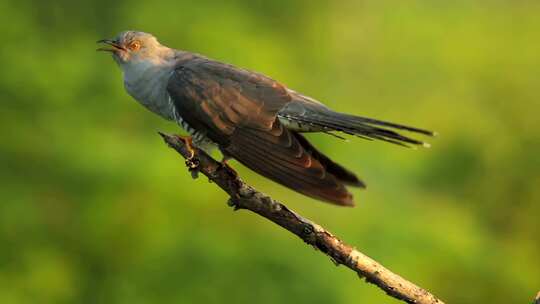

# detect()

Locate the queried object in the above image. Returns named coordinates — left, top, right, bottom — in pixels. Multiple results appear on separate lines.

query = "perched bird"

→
left=98, top=31, right=434, bottom=206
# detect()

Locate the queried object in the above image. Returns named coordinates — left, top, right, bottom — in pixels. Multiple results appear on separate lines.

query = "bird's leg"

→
left=218, top=153, right=244, bottom=206
left=176, top=135, right=200, bottom=179
left=220, top=154, right=238, bottom=178
left=177, top=135, right=196, bottom=160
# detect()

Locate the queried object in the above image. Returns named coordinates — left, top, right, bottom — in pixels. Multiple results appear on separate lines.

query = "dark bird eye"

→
left=128, top=41, right=141, bottom=51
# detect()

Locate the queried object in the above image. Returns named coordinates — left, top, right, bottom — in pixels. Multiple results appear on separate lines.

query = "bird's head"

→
left=97, top=31, right=172, bottom=67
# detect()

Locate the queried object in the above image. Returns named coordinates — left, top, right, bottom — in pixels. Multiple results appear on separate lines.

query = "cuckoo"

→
left=98, top=31, right=434, bottom=206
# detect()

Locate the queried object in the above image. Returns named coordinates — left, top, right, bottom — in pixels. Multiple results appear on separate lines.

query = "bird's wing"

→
left=167, top=58, right=291, bottom=143
left=167, top=58, right=354, bottom=205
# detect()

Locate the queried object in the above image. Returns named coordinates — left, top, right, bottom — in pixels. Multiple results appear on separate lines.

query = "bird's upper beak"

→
left=96, top=39, right=126, bottom=53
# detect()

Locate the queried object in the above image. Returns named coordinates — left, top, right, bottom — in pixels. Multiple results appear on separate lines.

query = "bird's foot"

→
left=220, top=158, right=244, bottom=202
left=220, top=157, right=238, bottom=179
left=177, top=135, right=196, bottom=160
left=177, top=135, right=200, bottom=179
left=186, top=158, right=200, bottom=179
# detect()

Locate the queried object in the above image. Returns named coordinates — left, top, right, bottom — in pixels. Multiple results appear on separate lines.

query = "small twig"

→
left=159, top=132, right=445, bottom=304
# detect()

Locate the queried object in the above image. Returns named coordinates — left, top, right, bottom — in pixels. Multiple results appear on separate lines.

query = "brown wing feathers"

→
left=225, top=124, right=355, bottom=206
left=294, top=133, right=365, bottom=188
left=168, top=57, right=358, bottom=206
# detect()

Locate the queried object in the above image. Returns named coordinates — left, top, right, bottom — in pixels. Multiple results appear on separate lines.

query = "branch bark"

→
left=159, top=132, right=445, bottom=304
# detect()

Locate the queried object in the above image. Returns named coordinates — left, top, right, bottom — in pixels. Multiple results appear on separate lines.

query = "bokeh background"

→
left=1, top=1, right=538, bottom=303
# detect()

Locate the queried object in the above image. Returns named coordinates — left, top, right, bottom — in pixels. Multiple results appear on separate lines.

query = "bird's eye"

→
left=128, top=41, right=141, bottom=51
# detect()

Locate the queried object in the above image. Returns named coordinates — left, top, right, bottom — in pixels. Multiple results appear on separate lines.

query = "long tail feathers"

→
left=279, top=102, right=435, bottom=148
left=325, top=112, right=433, bottom=147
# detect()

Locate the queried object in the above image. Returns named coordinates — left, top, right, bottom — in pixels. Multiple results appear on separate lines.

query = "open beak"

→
left=96, top=39, right=126, bottom=53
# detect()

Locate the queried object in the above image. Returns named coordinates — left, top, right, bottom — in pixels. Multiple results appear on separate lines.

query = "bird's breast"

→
left=122, top=60, right=215, bottom=151
left=123, top=62, right=175, bottom=121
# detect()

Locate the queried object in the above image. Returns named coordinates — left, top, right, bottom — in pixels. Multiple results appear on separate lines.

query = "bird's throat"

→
left=123, top=59, right=176, bottom=121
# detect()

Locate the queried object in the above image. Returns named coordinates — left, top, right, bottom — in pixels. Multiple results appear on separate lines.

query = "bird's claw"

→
left=177, top=135, right=199, bottom=179
left=186, top=155, right=200, bottom=180
left=185, top=142, right=196, bottom=161
left=185, top=157, right=200, bottom=179
left=220, top=159, right=238, bottom=179
left=176, top=135, right=196, bottom=159
left=219, top=159, right=243, bottom=200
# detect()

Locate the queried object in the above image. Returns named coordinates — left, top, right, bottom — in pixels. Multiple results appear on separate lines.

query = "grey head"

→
left=97, top=31, right=174, bottom=68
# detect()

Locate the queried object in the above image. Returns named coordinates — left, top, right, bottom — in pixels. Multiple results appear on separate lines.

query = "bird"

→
left=98, top=31, right=434, bottom=207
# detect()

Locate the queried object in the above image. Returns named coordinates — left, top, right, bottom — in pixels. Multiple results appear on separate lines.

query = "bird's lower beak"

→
left=96, top=39, right=126, bottom=53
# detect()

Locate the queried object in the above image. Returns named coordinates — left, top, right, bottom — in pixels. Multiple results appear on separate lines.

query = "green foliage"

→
left=0, top=1, right=538, bottom=303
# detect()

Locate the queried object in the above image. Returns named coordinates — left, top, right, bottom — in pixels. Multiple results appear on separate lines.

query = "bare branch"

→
left=159, top=132, right=445, bottom=304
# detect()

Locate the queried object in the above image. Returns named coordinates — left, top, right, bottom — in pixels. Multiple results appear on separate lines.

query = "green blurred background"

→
left=1, top=1, right=538, bottom=303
